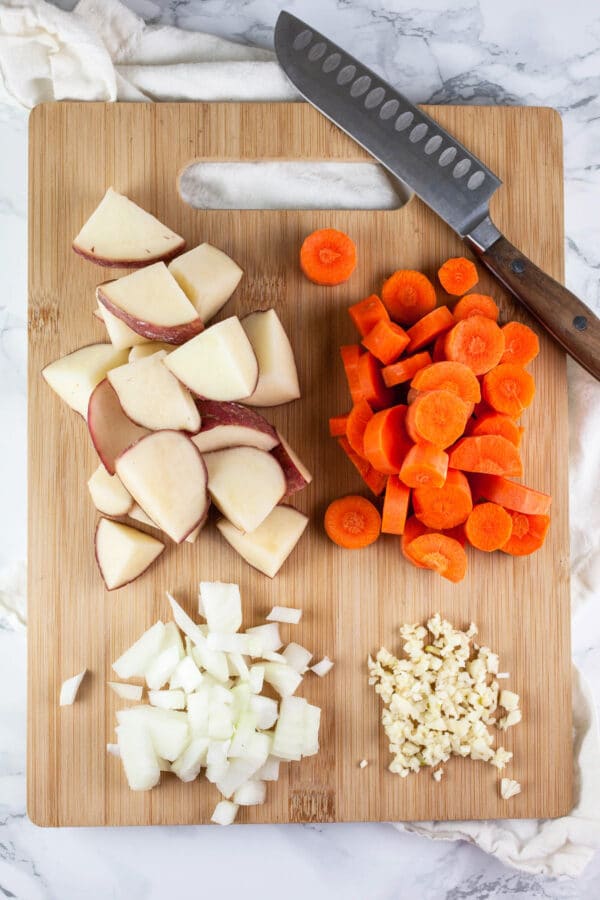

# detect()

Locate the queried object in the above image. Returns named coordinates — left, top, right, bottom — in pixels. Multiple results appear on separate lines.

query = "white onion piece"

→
left=211, top=800, right=239, bottom=826
left=187, top=687, right=211, bottom=736
left=116, top=722, right=161, bottom=791
left=216, top=733, right=270, bottom=798
left=262, top=662, right=302, bottom=698
left=117, top=706, right=190, bottom=761
left=230, top=682, right=251, bottom=722
left=245, top=623, right=282, bottom=653
left=167, top=592, right=206, bottom=647
left=148, top=689, right=186, bottom=710
left=250, top=694, right=279, bottom=730
left=227, top=652, right=249, bottom=680
left=200, top=582, right=242, bottom=633
left=229, top=710, right=258, bottom=757
left=234, top=780, right=266, bottom=806
left=207, top=739, right=230, bottom=766
left=282, top=643, right=312, bottom=674
left=261, top=651, right=286, bottom=663
left=272, top=696, right=307, bottom=761
left=106, top=742, right=120, bottom=757
left=266, top=606, right=302, bottom=625
left=59, top=670, right=87, bottom=706
left=206, top=633, right=261, bottom=656
left=311, top=656, right=334, bottom=677
left=254, top=756, right=280, bottom=782
left=171, top=737, right=209, bottom=782
left=108, top=681, right=143, bottom=701
left=302, top=704, right=321, bottom=757
left=169, top=656, right=203, bottom=693
left=192, top=643, right=230, bottom=683
left=145, top=644, right=182, bottom=691
left=208, top=697, right=235, bottom=741
left=248, top=665, right=264, bottom=694
left=113, top=621, right=165, bottom=679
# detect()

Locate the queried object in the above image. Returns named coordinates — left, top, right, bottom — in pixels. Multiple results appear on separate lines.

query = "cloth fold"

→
left=1, top=0, right=599, bottom=879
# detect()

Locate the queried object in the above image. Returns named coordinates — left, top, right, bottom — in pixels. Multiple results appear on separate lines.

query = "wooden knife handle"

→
left=470, top=234, right=600, bottom=380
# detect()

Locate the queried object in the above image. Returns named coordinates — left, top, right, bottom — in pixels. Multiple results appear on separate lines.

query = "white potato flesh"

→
left=233, top=780, right=267, bottom=806
left=204, top=447, right=285, bottom=534
left=42, top=343, right=129, bottom=417
left=272, top=696, right=308, bottom=761
left=191, top=401, right=278, bottom=454
left=108, top=351, right=200, bottom=432
left=116, top=722, right=161, bottom=791
left=168, top=243, right=243, bottom=322
left=112, top=621, right=166, bottom=679
left=128, top=503, right=157, bottom=528
left=116, top=706, right=190, bottom=761
left=95, top=518, right=165, bottom=591
left=72, top=187, right=185, bottom=267
left=200, top=582, right=242, bottom=634
left=97, top=302, right=148, bottom=351
left=282, top=643, right=313, bottom=675
left=129, top=341, right=173, bottom=362
left=87, top=378, right=149, bottom=475
left=211, top=799, right=239, bottom=826
left=107, top=682, right=143, bottom=701
left=262, top=662, right=303, bottom=699
left=116, top=432, right=209, bottom=543
left=271, top=434, right=313, bottom=496
left=241, top=309, right=300, bottom=407
left=148, top=689, right=186, bottom=710
left=59, top=670, right=87, bottom=706
left=216, top=506, right=308, bottom=578
left=87, top=465, right=133, bottom=516
left=164, top=317, right=258, bottom=401
left=171, top=736, right=209, bottom=782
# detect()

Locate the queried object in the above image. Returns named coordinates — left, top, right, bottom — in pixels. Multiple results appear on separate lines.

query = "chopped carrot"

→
left=300, top=228, right=357, bottom=285
left=382, top=351, right=432, bottom=387
left=349, top=294, right=389, bottom=337
left=413, top=469, right=473, bottom=530
left=358, top=352, right=395, bottom=410
left=346, top=400, right=374, bottom=457
left=482, top=363, right=535, bottom=417
left=362, top=319, right=410, bottom=364
left=406, top=532, right=467, bottom=582
left=405, top=390, right=471, bottom=449
left=465, top=502, right=513, bottom=551
left=444, top=315, right=506, bottom=375
left=324, top=495, right=381, bottom=549
left=438, top=257, right=478, bottom=296
left=381, top=476, right=411, bottom=535
left=502, top=511, right=550, bottom=556
left=432, top=333, right=447, bottom=362
left=467, top=412, right=524, bottom=447
left=401, top=515, right=431, bottom=567
left=500, top=322, right=540, bottom=366
left=329, top=413, right=349, bottom=437
left=452, top=294, right=499, bottom=322
left=381, top=270, right=436, bottom=326
left=338, top=436, right=387, bottom=496
left=399, top=443, right=449, bottom=489
left=470, top=474, right=552, bottom=515
left=448, top=435, right=523, bottom=477
left=363, top=404, right=411, bottom=474
left=340, top=344, right=364, bottom=404
left=411, top=361, right=481, bottom=404
left=443, top=523, right=467, bottom=546
left=405, top=305, right=455, bottom=353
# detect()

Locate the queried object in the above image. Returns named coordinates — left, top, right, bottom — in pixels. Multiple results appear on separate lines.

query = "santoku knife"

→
left=274, top=11, right=600, bottom=380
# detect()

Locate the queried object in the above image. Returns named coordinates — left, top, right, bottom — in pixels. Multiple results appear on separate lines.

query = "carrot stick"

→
left=411, top=360, right=481, bottom=404
left=469, top=474, right=552, bottom=515
left=329, top=413, right=349, bottom=437
left=346, top=399, right=374, bottom=457
left=324, top=495, right=381, bottom=549
left=444, top=315, right=506, bottom=375
left=405, top=532, right=468, bottom=582
left=432, top=333, right=447, bottom=362
left=363, top=404, right=411, bottom=474
left=405, top=390, right=471, bottom=449
left=300, top=228, right=357, bottom=285
left=348, top=294, right=389, bottom=337
left=337, top=436, right=387, bottom=496
left=465, top=502, right=513, bottom=551
left=362, top=319, right=410, bottom=364
left=482, top=363, right=535, bottom=417
left=358, top=352, right=395, bottom=410
left=399, top=443, right=449, bottom=488
left=467, top=412, right=524, bottom=447
left=405, top=305, right=455, bottom=353
left=382, top=351, right=432, bottom=387
left=452, top=294, right=499, bottom=322
left=413, top=469, right=473, bottom=529
left=340, top=345, right=364, bottom=404
left=501, top=511, right=550, bottom=556
left=448, top=435, right=523, bottom=477
left=381, top=476, right=411, bottom=535
left=438, top=257, right=479, bottom=296
left=500, top=322, right=540, bottom=366
left=381, top=270, right=437, bottom=326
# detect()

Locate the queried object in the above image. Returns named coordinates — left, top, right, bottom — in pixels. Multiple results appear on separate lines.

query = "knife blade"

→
left=274, top=11, right=600, bottom=380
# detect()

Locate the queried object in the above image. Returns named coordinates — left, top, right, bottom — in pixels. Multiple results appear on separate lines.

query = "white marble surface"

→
left=2, top=0, right=600, bottom=896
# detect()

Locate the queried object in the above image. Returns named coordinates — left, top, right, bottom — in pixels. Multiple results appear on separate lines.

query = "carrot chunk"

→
left=501, top=511, right=550, bottom=556
left=406, top=532, right=467, bottom=582
left=405, top=390, right=471, bottom=449
left=411, top=361, right=481, bottom=404
left=363, top=404, right=411, bottom=474
left=324, top=495, right=381, bottom=549
left=399, top=443, right=449, bottom=488
left=401, top=515, right=431, bottom=566
left=362, top=319, right=410, bottom=364
left=346, top=400, right=374, bottom=457
left=382, top=351, right=432, bottom=387
left=340, top=344, right=364, bottom=404
left=349, top=294, right=389, bottom=337
left=381, top=476, right=411, bottom=535
left=467, top=412, right=523, bottom=447
left=448, top=435, right=523, bottom=477
left=443, top=523, right=467, bottom=546
left=432, top=333, right=447, bottom=362
left=405, top=305, right=455, bottom=353
left=452, top=294, right=499, bottom=322
left=358, top=352, right=395, bottom=410
left=482, top=363, right=535, bottom=417
left=438, top=257, right=479, bottom=296
left=413, top=469, right=473, bottom=530
left=465, top=502, right=513, bottom=551
left=300, top=228, right=357, bottom=285
left=500, top=322, right=540, bottom=366
left=337, top=436, right=387, bottom=496
left=381, top=270, right=436, bottom=326
left=329, top=413, right=349, bottom=437
left=470, top=474, right=552, bottom=515
left=444, top=315, right=506, bottom=375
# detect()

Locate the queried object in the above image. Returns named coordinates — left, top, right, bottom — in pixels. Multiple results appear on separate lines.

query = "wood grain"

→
left=28, top=102, right=572, bottom=826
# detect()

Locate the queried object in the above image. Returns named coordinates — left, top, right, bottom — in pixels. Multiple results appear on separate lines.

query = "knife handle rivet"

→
left=511, top=259, right=525, bottom=275
left=573, top=315, right=588, bottom=332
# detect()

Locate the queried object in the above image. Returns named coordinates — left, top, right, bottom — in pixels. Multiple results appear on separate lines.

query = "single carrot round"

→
left=324, top=495, right=381, bottom=549
left=349, top=294, right=389, bottom=337
left=405, top=305, right=455, bottom=353
left=340, top=344, right=364, bottom=404
left=448, top=435, right=523, bottom=477
left=300, top=228, right=357, bottom=285
left=500, top=322, right=540, bottom=366
left=337, top=436, right=387, bottom=496
left=381, top=270, right=436, bottom=326
left=401, top=515, right=431, bottom=567
left=465, top=502, right=513, bottom=552
left=382, top=351, right=432, bottom=387
left=501, top=511, right=550, bottom=556
left=444, top=315, right=506, bottom=375
left=413, top=469, right=473, bottom=530
left=329, top=413, right=349, bottom=437
left=452, top=294, right=499, bottom=322
left=482, top=363, right=535, bottom=417
left=405, top=390, right=471, bottom=449
left=467, top=412, right=523, bottom=447
left=438, top=257, right=478, bottom=296
left=363, top=404, right=411, bottom=474
left=358, top=352, right=395, bottom=410
left=470, top=474, right=552, bottom=516
left=362, top=319, right=410, bottom=364
left=381, top=475, right=411, bottom=535
left=405, top=532, right=467, bottom=582
left=346, top=400, right=374, bottom=458
left=399, top=443, right=449, bottom=488
left=411, top=361, right=481, bottom=404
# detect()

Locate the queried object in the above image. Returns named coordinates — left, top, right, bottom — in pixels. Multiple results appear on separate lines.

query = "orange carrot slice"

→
left=382, top=351, right=433, bottom=387
left=358, top=352, right=395, bottom=410
left=465, top=502, right=513, bottom=551
left=452, top=294, right=499, bottom=322
left=413, top=469, right=473, bottom=529
left=363, top=404, right=411, bottom=474
left=324, top=495, right=381, bottom=548
left=346, top=400, right=374, bottom=457
left=401, top=515, right=431, bottom=566
left=405, top=390, right=471, bottom=449
left=438, top=257, right=478, bottom=296
left=300, top=228, right=357, bottom=285
left=329, top=413, right=349, bottom=437
left=411, top=361, right=481, bottom=404
left=381, top=270, right=436, bottom=326
left=348, top=294, right=389, bottom=337
left=405, top=305, right=455, bottom=353
left=467, top=412, right=523, bottom=447
left=500, top=322, right=540, bottom=366
left=443, top=523, right=467, bottom=546
left=444, top=315, right=506, bottom=375
left=501, top=511, right=550, bottom=556
left=432, top=333, right=447, bottom=362
left=340, top=344, right=364, bottom=404
left=338, top=436, right=387, bottom=496
left=482, top=363, right=535, bottom=417
left=399, top=443, right=449, bottom=488
left=381, top=476, right=411, bottom=535
left=362, top=319, right=410, bottom=364
left=406, top=533, right=467, bottom=582
left=470, top=474, right=552, bottom=515
left=448, top=435, right=523, bottom=477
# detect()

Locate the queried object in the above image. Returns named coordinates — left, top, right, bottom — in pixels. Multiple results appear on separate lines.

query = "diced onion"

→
left=169, top=656, right=203, bottom=693
left=282, top=642, right=312, bottom=674
left=113, top=621, right=166, bottom=679
left=266, top=606, right=302, bottom=625
left=108, top=681, right=143, bottom=701
left=148, top=689, right=186, bottom=710
left=246, top=622, right=282, bottom=653
left=106, top=743, right=120, bottom=757
left=262, top=662, right=302, bottom=698
left=59, top=669, right=87, bottom=706
left=211, top=800, right=239, bottom=826
left=233, top=780, right=267, bottom=806
left=200, top=582, right=242, bottom=634
left=311, top=656, right=334, bottom=677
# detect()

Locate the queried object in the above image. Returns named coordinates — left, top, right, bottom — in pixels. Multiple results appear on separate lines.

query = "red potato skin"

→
left=270, top=435, right=312, bottom=496
left=73, top=239, right=185, bottom=269
left=87, top=378, right=149, bottom=474
left=194, top=400, right=279, bottom=448
left=96, top=285, right=204, bottom=345
left=94, top=518, right=165, bottom=591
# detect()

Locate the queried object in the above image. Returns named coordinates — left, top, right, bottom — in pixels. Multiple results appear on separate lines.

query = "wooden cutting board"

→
left=28, top=102, right=572, bottom=826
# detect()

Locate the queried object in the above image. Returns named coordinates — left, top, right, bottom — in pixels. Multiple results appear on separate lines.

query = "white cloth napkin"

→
left=1, top=0, right=600, bottom=879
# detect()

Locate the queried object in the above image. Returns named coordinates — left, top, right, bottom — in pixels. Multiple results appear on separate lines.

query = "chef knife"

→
left=274, top=11, right=600, bottom=380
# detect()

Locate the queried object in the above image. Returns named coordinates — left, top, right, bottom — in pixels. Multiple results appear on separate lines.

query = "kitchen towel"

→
left=1, top=0, right=600, bottom=879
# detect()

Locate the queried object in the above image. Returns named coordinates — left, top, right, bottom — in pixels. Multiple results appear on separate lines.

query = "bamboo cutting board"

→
left=28, top=102, right=572, bottom=826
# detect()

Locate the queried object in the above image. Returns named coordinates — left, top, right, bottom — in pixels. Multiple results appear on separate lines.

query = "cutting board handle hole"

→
left=178, top=161, right=412, bottom=210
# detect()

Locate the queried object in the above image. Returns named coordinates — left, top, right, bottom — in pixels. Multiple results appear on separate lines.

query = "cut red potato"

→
left=87, top=379, right=149, bottom=475
left=168, top=243, right=243, bottom=322
left=216, top=506, right=308, bottom=578
left=241, top=309, right=301, bottom=407
left=129, top=341, right=173, bottom=362
left=95, top=518, right=165, bottom=590
left=204, top=447, right=286, bottom=533
left=97, top=303, right=148, bottom=352
left=87, top=464, right=133, bottom=516
left=42, top=343, right=129, bottom=417
left=72, top=187, right=185, bottom=267
left=271, top=433, right=312, bottom=496
left=127, top=504, right=204, bottom=544
left=107, top=351, right=200, bottom=432
left=116, top=431, right=209, bottom=543
left=164, top=316, right=258, bottom=401
left=191, top=401, right=279, bottom=454
left=97, top=263, right=204, bottom=344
